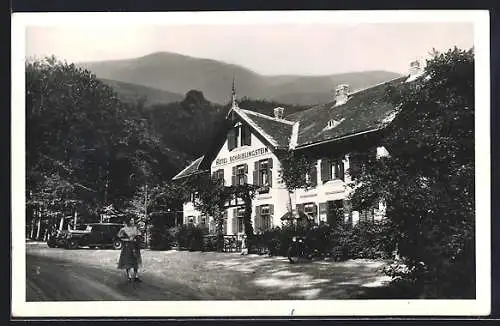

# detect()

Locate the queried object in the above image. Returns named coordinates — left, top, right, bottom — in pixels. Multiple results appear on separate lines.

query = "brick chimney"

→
left=273, top=107, right=284, bottom=119
left=335, top=84, right=349, bottom=106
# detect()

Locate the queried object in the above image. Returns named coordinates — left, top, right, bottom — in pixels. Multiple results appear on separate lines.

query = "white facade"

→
left=182, top=119, right=387, bottom=235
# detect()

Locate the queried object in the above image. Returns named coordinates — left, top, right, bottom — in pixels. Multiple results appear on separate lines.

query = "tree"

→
left=279, top=151, right=317, bottom=226
left=26, top=56, right=175, bottom=231
left=349, top=47, right=475, bottom=298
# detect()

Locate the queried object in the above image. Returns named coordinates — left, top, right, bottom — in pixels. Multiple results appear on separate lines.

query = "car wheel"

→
left=112, top=240, right=123, bottom=250
left=89, top=246, right=96, bottom=249
left=47, top=239, right=56, bottom=248
left=66, top=239, right=78, bottom=249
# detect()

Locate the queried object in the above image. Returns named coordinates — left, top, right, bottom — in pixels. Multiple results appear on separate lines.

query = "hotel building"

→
left=173, top=62, right=424, bottom=235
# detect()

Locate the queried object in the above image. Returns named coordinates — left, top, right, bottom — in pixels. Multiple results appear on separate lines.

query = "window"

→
left=212, top=169, right=225, bottom=186
left=232, top=164, right=248, bottom=186
left=304, top=203, right=318, bottom=222
left=227, top=124, right=251, bottom=151
left=349, top=150, right=376, bottom=180
left=255, top=204, right=273, bottom=232
left=260, top=205, right=272, bottom=231
left=324, top=200, right=344, bottom=226
left=296, top=203, right=318, bottom=224
left=325, top=118, right=345, bottom=130
left=236, top=207, right=245, bottom=233
left=253, top=158, right=273, bottom=190
left=320, top=158, right=344, bottom=182
left=190, top=192, right=200, bottom=203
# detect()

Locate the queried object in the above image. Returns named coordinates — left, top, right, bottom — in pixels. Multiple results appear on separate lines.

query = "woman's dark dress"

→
left=117, top=226, right=142, bottom=269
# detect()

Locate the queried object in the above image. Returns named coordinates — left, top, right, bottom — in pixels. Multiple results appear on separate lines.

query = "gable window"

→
left=253, top=158, right=273, bottom=191
left=320, top=158, right=344, bottom=183
left=232, top=164, right=248, bottom=186
left=211, top=169, right=225, bottom=186
left=228, top=124, right=251, bottom=151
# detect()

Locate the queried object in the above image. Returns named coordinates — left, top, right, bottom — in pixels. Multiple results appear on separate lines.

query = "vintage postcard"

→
left=11, top=10, right=491, bottom=317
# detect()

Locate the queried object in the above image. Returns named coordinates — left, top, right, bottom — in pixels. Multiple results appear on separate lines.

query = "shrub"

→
left=149, top=216, right=176, bottom=250
left=168, top=223, right=209, bottom=251
left=247, top=220, right=395, bottom=260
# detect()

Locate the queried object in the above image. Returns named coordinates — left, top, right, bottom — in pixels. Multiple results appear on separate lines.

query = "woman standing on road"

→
left=117, top=217, right=143, bottom=283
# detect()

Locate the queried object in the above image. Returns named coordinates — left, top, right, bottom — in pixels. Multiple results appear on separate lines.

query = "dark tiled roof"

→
left=172, top=156, right=205, bottom=180
left=172, top=76, right=409, bottom=180
left=287, top=76, right=406, bottom=148
left=237, top=109, right=294, bottom=149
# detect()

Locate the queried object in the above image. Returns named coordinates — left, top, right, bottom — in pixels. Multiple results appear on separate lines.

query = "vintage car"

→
left=64, top=223, right=146, bottom=250
left=64, top=223, right=125, bottom=250
left=46, top=229, right=70, bottom=248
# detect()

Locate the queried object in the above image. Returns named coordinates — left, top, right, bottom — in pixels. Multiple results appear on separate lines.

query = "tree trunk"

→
left=30, top=219, right=35, bottom=239
left=59, top=216, right=64, bottom=231
left=214, top=206, right=224, bottom=252
left=287, top=190, right=294, bottom=228
left=242, top=189, right=254, bottom=238
left=36, top=211, right=42, bottom=240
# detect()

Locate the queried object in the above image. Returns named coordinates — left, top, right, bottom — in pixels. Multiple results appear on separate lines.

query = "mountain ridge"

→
left=78, top=51, right=403, bottom=106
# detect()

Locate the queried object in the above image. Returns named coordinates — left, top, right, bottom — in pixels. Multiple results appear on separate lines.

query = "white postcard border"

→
left=11, top=10, right=491, bottom=317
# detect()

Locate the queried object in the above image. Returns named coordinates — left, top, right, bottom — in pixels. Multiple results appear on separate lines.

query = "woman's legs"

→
left=133, top=266, right=141, bottom=282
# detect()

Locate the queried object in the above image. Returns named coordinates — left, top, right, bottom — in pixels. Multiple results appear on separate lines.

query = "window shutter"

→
left=268, top=158, right=273, bottom=169
left=242, top=125, right=251, bottom=146
left=349, top=154, right=360, bottom=180
left=338, top=160, right=345, bottom=181
left=232, top=209, right=238, bottom=234
left=268, top=166, right=273, bottom=187
left=231, top=166, right=237, bottom=186
left=269, top=204, right=274, bottom=229
left=320, top=159, right=330, bottom=182
left=223, top=210, right=228, bottom=234
left=227, top=129, right=235, bottom=151
left=244, top=164, right=248, bottom=174
left=296, top=203, right=305, bottom=213
left=243, top=174, right=248, bottom=185
left=310, top=165, right=318, bottom=186
left=219, top=169, right=225, bottom=185
left=255, top=206, right=261, bottom=231
left=212, top=171, right=217, bottom=181
left=253, top=161, right=260, bottom=186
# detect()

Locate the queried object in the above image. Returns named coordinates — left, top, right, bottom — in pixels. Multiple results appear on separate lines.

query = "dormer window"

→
left=325, top=118, right=345, bottom=130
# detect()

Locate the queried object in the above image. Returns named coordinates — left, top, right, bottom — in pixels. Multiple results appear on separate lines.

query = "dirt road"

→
left=26, top=243, right=391, bottom=301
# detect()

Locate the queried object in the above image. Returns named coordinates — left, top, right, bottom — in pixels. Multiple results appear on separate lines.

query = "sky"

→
left=25, top=22, right=474, bottom=75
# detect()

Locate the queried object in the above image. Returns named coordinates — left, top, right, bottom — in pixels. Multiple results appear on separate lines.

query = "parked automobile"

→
left=64, top=223, right=126, bottom=250
left=46, top=229, right=70, bottom=248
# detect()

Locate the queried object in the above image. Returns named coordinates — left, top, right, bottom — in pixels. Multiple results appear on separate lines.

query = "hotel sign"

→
left=215, top=147, right=269, bottom=166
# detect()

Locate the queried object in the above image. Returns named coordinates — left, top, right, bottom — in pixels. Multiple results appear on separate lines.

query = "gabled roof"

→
left=287, top=76, right=406, bottom=149
left=171, top=75, right=410, bottom=180
left=172, top=156, right=206, bottom=180
left=234, top=108, right=294, bottom=149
